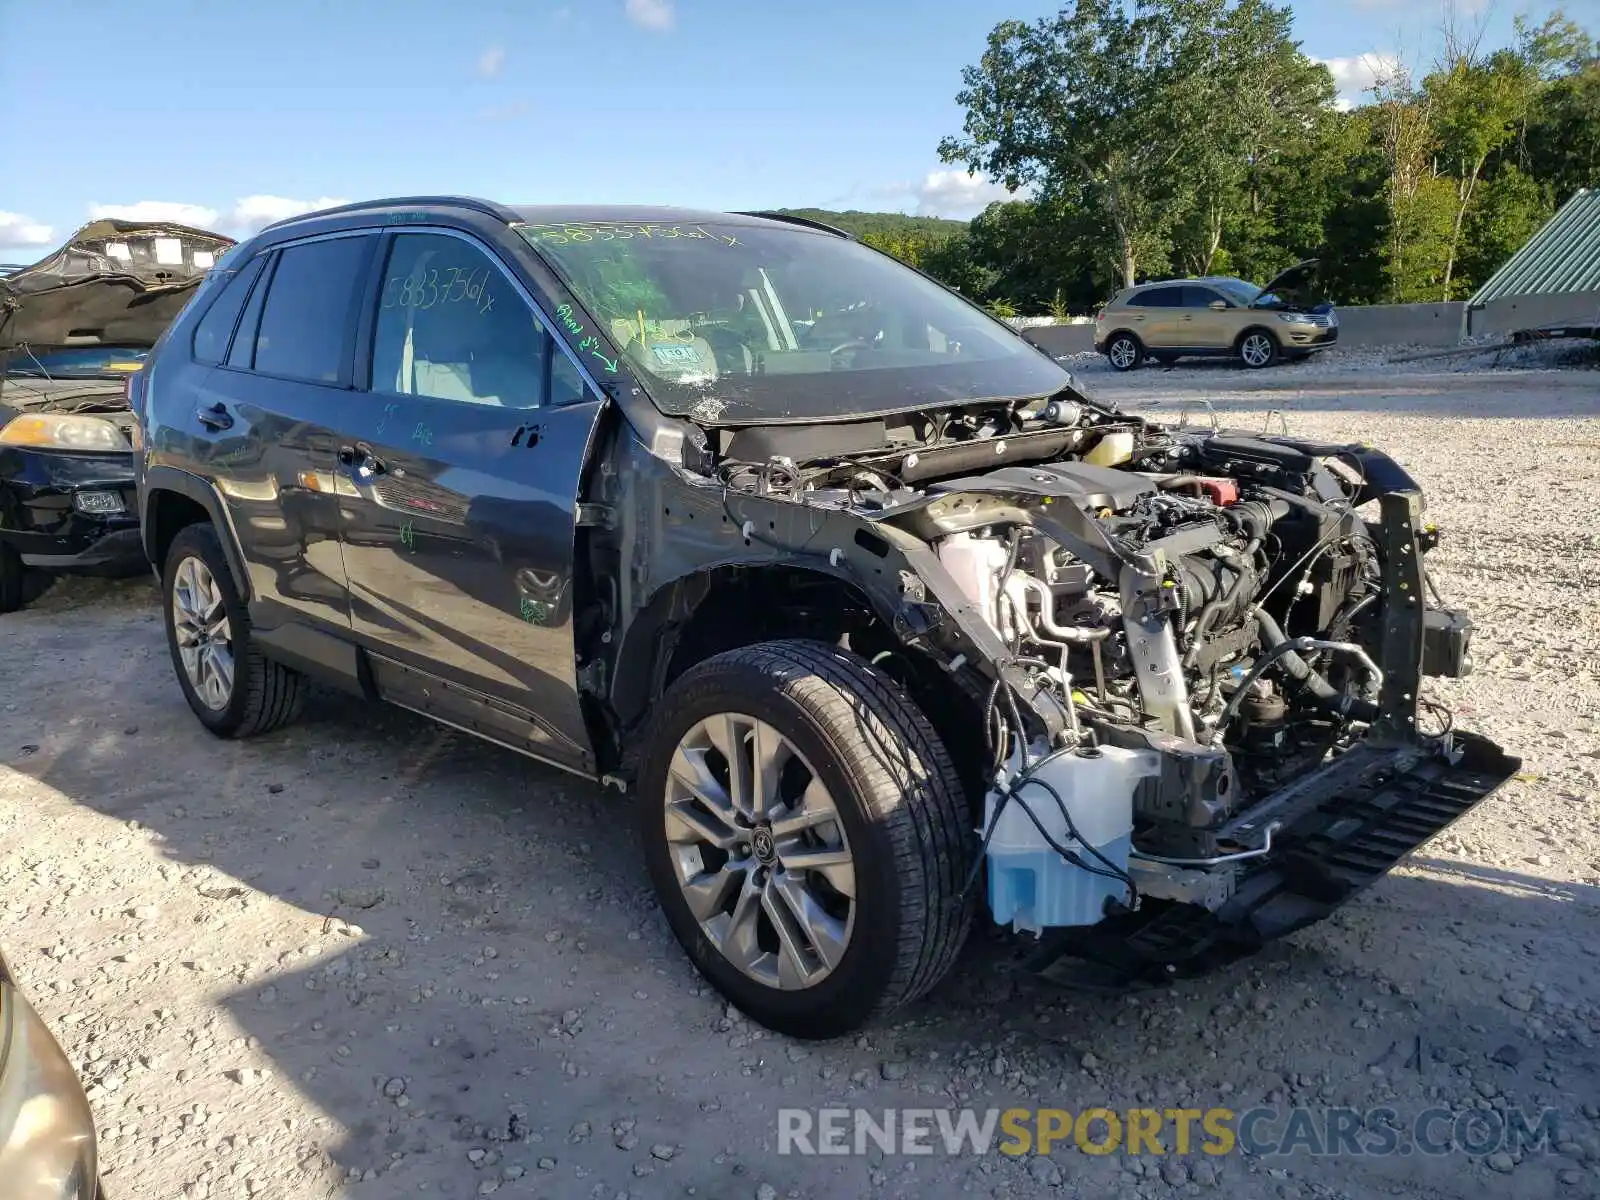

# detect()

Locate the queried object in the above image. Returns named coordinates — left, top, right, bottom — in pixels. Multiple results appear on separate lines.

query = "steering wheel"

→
left=829, top=339, right=873, bottom=368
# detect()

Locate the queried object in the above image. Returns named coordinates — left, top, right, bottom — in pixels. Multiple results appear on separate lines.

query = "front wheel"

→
left=638, top=640, right=974, bottom=1039
left=1238, top=330, right=1280, bottom=369
left=0, top=542, right=27, bottom=613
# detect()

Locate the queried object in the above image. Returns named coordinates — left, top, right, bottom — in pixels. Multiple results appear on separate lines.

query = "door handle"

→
left=196, top=403, right=233, bottom=431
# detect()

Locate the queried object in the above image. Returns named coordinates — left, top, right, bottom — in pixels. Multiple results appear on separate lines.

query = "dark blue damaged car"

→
left=133, top=196, right=1517, bottom=1039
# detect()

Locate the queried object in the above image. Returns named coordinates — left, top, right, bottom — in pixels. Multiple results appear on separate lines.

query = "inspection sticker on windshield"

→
left=651, top=344, right=702, bottom=365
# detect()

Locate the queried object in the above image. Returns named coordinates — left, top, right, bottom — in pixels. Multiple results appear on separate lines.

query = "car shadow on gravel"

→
left=6, top=586, right=1600, bottom=1199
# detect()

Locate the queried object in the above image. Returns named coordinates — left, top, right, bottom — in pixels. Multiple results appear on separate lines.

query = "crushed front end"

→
left=705, top=387, right=1519, bottom=987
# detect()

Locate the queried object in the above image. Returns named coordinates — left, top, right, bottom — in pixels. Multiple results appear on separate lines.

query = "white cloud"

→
left=1317, top=52, right=1404, bottom=109
left=229, top=195, right=351, bottom=233
left=0, top=211, right=54, bottom=252
left=88, top=200, right=223, bottom=228
left=908, top=170, right=1018, bottom=219
left=478, top=46, right=506, bottom=78
left=625, top=0, right=675, bottom=32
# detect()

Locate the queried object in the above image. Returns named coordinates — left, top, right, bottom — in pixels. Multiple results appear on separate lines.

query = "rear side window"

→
left=1130, top=287, right=1182, bottom=308
left=248, top=235, right=372, bottom=384
left=192, top=256, right=267, bottom=364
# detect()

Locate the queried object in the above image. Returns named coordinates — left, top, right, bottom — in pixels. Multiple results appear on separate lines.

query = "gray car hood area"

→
left=0, top=218, right=235, bottom=352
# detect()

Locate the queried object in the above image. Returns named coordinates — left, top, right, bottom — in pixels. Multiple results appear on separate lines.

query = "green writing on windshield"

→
left=554, top=304, right=619, bottom=374
left=526, top=222, right=742, bottom=248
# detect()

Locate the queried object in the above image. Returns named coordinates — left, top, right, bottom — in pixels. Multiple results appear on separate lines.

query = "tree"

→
left=938, top=0, right=1192, bottom=288
left=1459, top=164, right=1551, bottom=290
left=1423, top=38, right=1533, bottom=299
left=1519, top=12, right=1600, bottom=201
left=965, top=199, right=1105, bottom=313
left=1368, top=60, right=1455, bottom=302
left=1167, top=0, right=1335, bottom=276
left=940, top=0, right=1332, bottom=289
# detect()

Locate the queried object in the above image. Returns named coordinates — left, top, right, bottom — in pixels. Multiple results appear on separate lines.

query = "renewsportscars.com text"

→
left=777, top=1105, right=1561, bottom=1159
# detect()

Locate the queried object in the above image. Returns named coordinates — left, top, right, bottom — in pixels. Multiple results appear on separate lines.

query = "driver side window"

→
left=370, top=233, right=550, bottom=409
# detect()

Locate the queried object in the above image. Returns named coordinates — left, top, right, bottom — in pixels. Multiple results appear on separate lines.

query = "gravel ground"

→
left=2, top=354, right=1598, bottom=1200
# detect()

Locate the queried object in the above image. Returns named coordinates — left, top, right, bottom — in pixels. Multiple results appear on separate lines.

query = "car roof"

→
left=511, top=204, right=840, bottom=232
left=261, top=196, right=849, bottom=238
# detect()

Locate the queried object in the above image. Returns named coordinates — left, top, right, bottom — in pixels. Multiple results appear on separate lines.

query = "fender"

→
left=138, top=464, right=252, bottom=600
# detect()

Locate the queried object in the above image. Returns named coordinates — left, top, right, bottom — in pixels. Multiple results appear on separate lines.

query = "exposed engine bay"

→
left=699, top=382, right=1518, bottom=986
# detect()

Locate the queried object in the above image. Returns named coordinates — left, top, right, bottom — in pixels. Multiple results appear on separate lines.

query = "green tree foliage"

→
left=938, top=0, right=1332, bottom=288
left=790, top=5, right=1592, bottom=316
left=1423, top=46, right=1535, bottom=298
left=1460, top=164, right=1553, bottom=287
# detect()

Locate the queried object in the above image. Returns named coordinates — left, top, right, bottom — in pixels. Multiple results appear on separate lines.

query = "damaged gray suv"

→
left=133, top=197, right=1517, bottom=1038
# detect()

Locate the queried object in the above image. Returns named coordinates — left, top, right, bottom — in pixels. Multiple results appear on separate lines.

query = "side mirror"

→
left=1209, top=300, right=1228, bottom=310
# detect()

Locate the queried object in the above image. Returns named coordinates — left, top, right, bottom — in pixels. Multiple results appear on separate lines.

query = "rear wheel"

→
left=1238, top=329, right=1280, bottom=369
left=638, top=639, right=973, bottom=1039
left=162, top=523, right=305, bottom=737
left=1106, top=333, right=1143, bottom=371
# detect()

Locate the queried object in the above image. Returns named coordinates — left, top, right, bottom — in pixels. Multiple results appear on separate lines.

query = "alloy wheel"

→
left=663, top=712, right=856, bottom=990
left=1241, top=333, right=1275, bottom=367
left=172, top=556, right=235, bottom=710
left=1109, top=338, right=1138, bottom=369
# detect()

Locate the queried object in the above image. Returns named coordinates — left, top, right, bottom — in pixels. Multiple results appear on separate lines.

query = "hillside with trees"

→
left=808, top=1, right=1597, bottom=318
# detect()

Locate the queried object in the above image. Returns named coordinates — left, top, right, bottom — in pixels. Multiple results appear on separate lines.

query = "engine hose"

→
left=1181, top=562, right=1258, bottom=669
left=1253, top=609, right=1380, bottom=723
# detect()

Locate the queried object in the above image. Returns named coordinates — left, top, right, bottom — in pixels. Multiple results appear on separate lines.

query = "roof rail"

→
left=734, top=210, right=852, bottom=239
left=260, top=195, right=522, bottom=232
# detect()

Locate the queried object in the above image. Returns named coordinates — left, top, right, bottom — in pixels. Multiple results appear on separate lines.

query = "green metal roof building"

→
left=1464, top=188, right=1600, bottom=338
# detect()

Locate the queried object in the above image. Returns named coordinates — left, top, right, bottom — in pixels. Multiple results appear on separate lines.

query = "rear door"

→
left=187, top=231, right=379, bottom=632
left=336, top=226, right=606, bottom=774
left=1127, top=286, right=1184, bottom=350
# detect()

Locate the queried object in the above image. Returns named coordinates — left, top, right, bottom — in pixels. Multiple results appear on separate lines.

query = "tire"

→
left=638, top=639, right=973, bottom=1039
left=1105, top=333, right=1143, bottom=371
left=0, top=542, right=26, bottom=613
left=1238, top=329, right=1280, bottom=369
left=162, top=522, right=305, bottom=737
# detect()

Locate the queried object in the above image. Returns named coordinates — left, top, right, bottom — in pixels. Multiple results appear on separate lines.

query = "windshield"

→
left=1209, top=278, right=1263, bottom=307
left=515, top=220, right=1070, bottom=423
left=3, top=346, right=149, bottom=378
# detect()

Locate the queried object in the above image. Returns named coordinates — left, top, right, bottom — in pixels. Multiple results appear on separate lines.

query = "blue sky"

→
left=0, top=0, right=1583, bottom=256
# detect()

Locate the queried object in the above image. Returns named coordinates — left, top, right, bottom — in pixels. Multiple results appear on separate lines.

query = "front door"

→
left=336, top=227, right=604, bottom=774
left=1177, top=284, right=1232, bottom=350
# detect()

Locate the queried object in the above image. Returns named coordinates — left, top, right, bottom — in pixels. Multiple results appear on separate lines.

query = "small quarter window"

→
left=192, top=255, right=266, bottom=365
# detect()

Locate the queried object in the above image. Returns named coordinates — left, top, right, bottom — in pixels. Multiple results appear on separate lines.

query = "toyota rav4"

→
left=133, top=197, right=1517, bottom=1038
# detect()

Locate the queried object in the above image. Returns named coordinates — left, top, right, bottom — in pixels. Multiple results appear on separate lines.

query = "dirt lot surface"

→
left=3, top=352, right=1599, bottom=1200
